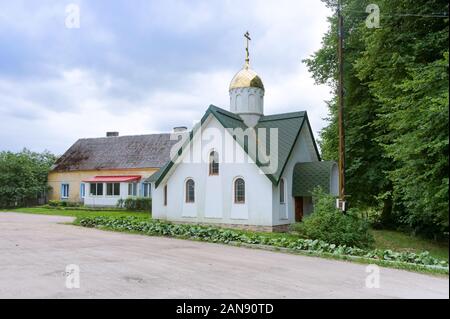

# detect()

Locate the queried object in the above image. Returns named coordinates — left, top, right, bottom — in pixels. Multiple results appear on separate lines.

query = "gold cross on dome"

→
left=244, top=31, right=251, bottom=67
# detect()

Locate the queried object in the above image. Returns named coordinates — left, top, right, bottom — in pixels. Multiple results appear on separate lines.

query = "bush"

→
left=77, top=216, right=448, bottom=268
left=48, top=200, right=60, bottom=207
left=116, top=197, right=151, bottom=211
left=292, top=188, right=375, bottom=249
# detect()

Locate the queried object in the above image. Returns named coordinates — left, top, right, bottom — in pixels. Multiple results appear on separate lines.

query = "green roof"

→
left=152, top=105, right=321, bottom=188
left=292, top=161, right=337, bottom=197
left=145, top=161, right=170, bottom=183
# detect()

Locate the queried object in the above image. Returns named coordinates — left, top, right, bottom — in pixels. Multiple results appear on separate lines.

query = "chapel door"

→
left=295, top=196, right=303, bottom=222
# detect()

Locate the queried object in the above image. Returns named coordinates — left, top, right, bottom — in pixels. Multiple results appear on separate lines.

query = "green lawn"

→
left=371, top=229, right=449, bottom=261
left=1, top=207, right=150, bottom=221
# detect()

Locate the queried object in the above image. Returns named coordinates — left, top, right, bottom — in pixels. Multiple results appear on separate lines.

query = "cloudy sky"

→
left=0, top=0, right=333, bottom=154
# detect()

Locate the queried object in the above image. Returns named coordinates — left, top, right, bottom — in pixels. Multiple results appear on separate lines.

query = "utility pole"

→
left=337, top=0, right=346, bottom=211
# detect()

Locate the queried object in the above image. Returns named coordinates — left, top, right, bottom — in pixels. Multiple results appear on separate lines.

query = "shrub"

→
left=291, top=188, right=375, bottom=249
left=48, top=200, right=60, bottom=207
left=77, top=216, right=448, bottom=268
left=116, top=197, right=151, bottom=211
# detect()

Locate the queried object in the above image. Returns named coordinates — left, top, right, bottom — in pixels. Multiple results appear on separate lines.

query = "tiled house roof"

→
left=51, top=134, right=177, bottom=171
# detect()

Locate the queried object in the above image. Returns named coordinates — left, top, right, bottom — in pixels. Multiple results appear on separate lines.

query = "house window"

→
left=80, top=183, right=85, bottom=199
left=185, top=179, right=195, bottom=203
left=209, top=151, right=219, bottom=175
left=106, top=183, right=120, bottom=196
left=163, top=185, right=167, bottom=206
left=280, top=178, right=285, bottom=204
left=61, top=183, right=69, bottom=199
left=143, top=183, right=151, bottom=198
left=128, top=183, right=137, bottom=196
left=89, top=183, right=103, bottom=196
left=234, top=178, right=245, bottom=204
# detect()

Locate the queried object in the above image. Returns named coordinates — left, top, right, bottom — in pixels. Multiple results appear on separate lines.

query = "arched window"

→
left=234, top=178, right=245, bottom=204
left=209, top=151, right=219, bottom=175
left=279, top=179, right=285, bottom=204
left=185, top=179, right=195, bottom=203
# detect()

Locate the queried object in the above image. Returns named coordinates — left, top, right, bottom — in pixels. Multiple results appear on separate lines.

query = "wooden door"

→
left=295, top=196, right=303, bottom=222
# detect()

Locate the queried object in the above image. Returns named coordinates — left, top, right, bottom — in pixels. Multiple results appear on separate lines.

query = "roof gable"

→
left=152, top=105, right=320, bottom=187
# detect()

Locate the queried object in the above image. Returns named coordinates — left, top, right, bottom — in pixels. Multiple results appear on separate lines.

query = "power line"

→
left=342, top=9, right=449, bottom=18
left=328, top=5, right=449, bottom=18
left=345, top=10, right=449, bottom=18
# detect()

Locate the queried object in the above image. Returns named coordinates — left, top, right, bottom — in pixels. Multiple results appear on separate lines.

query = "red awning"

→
left=82, top=175, right=141, bottom=183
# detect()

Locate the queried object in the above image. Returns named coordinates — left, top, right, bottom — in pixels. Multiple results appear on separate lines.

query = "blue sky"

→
left=0, top=0, right=332, bottom=154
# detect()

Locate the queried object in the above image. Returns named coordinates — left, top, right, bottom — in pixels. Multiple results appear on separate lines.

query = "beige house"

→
left=48, top=132, right=176, bottom=206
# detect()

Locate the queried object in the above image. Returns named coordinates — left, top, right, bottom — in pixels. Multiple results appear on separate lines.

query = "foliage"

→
left=116, top=197, right=151, bottom=211
left=304, top=0, right=449, bottom=237
left=77, top=215, right=448, bottom=268
left=291, top=188, right=374, bottom=248
left=0, top=149, right=56, bottom=208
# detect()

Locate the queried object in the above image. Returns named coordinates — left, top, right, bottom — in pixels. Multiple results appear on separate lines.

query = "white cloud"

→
left=0, top=0, right=333, bottom=154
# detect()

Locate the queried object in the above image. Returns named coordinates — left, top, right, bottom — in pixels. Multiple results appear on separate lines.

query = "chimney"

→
left=173, top=126, right=188, bottom=133
left=106, top=131, right=119, bottom=137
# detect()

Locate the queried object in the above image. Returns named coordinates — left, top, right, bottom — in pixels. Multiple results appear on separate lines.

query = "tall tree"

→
left=305, top=0, right=393, bottom=213
left=354, top=0, right=449, bottom=236
left=304, top=0, right=449, bottom=237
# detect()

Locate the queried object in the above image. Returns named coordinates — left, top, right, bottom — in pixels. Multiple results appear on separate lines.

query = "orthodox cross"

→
left=244, top=31, right=251, bottom=66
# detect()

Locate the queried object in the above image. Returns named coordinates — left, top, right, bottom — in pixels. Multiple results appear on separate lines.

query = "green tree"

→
left=354, top=0, right=449, bottom=236
left=304, top=0, right=393, bottom=213
left=0, top=149, right=56, bottom=207
left=304, top=0, right=449, bottom=237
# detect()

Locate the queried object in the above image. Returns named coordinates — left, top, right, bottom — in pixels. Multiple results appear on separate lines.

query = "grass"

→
left=1, top=207, right=150, bottom=221
left=371, top=229, right=449, bottom=261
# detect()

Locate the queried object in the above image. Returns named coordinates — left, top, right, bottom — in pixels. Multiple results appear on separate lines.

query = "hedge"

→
left=78, top=216, right=449, bottom=268
left=116, top=197, right=151, bottom=211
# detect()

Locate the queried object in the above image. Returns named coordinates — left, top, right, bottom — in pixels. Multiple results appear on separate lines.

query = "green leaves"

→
left=0, top=149, right=56, bottom=208
left=116, top=197, right=151, bottom=211
left=78, top=216, right=448, bottom=268
left=305, top=0, right=449, bottom=237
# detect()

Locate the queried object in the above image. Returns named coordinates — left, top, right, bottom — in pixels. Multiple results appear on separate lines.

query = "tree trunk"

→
left=380, top=196, right=394, bottom=228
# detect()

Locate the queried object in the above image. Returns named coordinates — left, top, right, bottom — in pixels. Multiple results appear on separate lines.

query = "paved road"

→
left=0, top=213, right=448, bottom=298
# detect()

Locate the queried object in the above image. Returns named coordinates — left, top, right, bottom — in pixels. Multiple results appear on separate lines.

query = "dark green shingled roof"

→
left=152, top=105, right=320, bottom=188
left=145, top=161, right=170, bottom=183
left=292, top=161, right=337, bottom=197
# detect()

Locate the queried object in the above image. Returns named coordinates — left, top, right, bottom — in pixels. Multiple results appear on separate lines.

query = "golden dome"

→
left=229, top=65, right=264, bottom=91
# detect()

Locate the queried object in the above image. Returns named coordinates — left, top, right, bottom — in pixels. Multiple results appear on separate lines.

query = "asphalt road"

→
left=0, top=213, right=448, bottom=298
